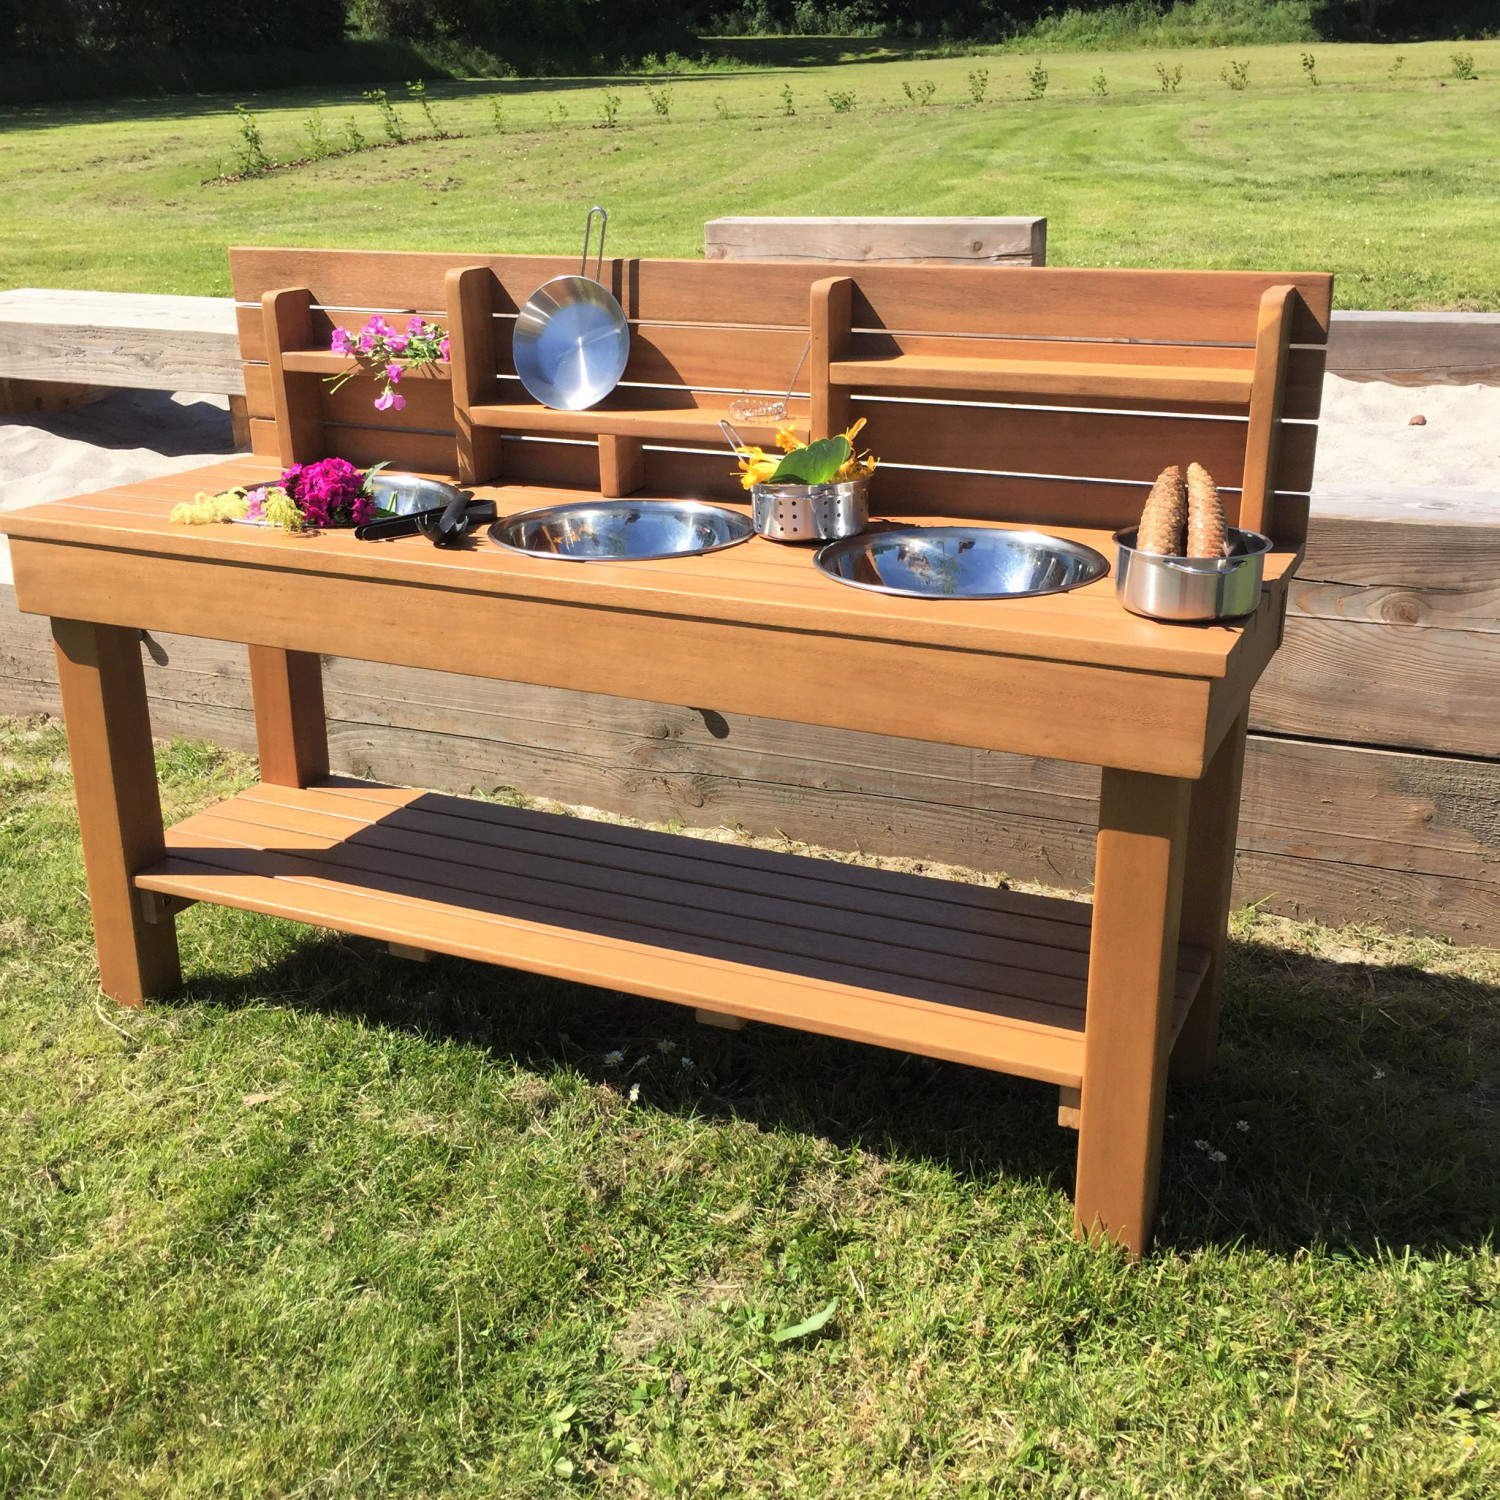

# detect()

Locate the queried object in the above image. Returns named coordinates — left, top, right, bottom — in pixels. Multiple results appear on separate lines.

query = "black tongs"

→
left=354, top=492, right=497, bottom=547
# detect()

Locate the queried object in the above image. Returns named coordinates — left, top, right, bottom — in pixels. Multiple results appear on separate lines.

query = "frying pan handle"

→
left=581, top=205, right=607, bottom=282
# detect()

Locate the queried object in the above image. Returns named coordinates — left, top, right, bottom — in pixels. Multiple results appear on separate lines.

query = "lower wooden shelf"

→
left=136, top=779, right=1210, bottom=1089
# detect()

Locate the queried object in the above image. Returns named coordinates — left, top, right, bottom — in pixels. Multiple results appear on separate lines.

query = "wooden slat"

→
left=830, top=353, right=1255, bottom=405
left=230, top=250, right=1331, bottom=346
left=704, top=216, right=1046, bottom=267
left=857, top=401, right=1317, bottom=494
left=470, top=399, right=803, bottom=447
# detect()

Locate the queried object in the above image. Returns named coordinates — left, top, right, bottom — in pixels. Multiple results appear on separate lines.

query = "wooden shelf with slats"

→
left=468, top=397, right=803, bottom=447
left=135, top=779, right=1210, bottom=1089
left=279, top=349, right=451, bottom=379
left=826, top=353, right=1256, bottom=406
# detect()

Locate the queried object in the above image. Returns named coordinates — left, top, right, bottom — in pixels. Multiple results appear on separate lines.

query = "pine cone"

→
left=1137, top=465, right=1186, bottom=555
left=1186, top=463, right=1228, bottom=558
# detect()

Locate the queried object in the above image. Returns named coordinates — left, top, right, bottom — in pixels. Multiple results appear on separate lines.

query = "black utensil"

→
left=354, top=497, right=495, bottom=543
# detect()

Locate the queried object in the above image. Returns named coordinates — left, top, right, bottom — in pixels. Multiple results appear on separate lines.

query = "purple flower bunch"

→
left=280, top=456, right=375, bottom=528
left=329, top=315, right=450, bottom=413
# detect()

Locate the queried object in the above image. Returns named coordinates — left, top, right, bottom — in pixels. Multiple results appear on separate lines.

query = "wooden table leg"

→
left=248, top=646, right=328, bottom=788
left=1171, top=707, right=1250, bottom=1085
left=52, top=618, right=180, bottom=1006
left=1074, top=769, right=1191, bottom=1257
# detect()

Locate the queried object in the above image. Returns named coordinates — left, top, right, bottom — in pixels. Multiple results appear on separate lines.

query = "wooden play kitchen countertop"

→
left=5, top=458, right=1294, bottom=1257
left=2, top=252, right=1331, bottom=1257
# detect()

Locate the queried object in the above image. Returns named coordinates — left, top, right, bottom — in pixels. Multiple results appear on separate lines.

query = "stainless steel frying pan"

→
left=513, top=206, right=630, bottom=411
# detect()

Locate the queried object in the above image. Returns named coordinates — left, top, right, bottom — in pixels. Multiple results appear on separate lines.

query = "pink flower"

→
left=330, top=327, right=354, bottom=354
left=387, top=334, right=409, bottom=355
left=389, top=392, right=406, bottom=411
left=385, top=363, right=403, bottom=383
left=367, top=315, right=391, bottom=336
left=439, top=336, right=451, bottom=361
left=374, top=390, right=396, bottom=411
left=358, top=329, right=376, bottom=353
left=407, top=317, right=426, bottom=335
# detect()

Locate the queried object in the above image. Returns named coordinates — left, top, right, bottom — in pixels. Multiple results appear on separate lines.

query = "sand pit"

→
left=0, top=390, right=236, bottom=583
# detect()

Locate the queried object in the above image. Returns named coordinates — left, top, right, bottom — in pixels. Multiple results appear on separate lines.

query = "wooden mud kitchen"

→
left=0, top=248, right=1333, bottom=1255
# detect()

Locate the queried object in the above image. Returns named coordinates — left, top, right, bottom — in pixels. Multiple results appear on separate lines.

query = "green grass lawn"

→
left=1, top=40, right=1498, bottom=308
left=2, top=714, right=1498, bottom=1496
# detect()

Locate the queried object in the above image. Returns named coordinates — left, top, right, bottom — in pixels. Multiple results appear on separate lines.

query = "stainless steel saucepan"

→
left=513, top=206, right=630, bottom=411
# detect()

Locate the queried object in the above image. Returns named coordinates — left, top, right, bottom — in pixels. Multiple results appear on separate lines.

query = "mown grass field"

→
left=2, top=715, right=1498, bottom=1496
left=1, top=40, right=1498, bottom=308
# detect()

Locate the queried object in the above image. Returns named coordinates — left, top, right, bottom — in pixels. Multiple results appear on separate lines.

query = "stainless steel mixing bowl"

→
left=815, top=526, right=1110, bottom=599
left=488, top=499, right=755, bottom=561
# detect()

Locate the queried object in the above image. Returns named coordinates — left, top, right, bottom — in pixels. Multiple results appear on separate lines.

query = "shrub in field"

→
left=644, top=82, right=673, bottom=119
left=1027, top=60, right=1048, bottom=99
left=1221, top=59, right=1249, bottom=89
left=488, top=97, right=506, bottom=133
left=1090, top=70, right=1108, bottom=96
left=903, top=79, right=937, bottom=106
left=1388, top=54, right=1406, bottom=79
left=231, top=104, right=271, bottom=176
left=1452, top=52, right=1476, bottom=80
left=779, top=81, right=795, bottom=115
left=967, top=67, right=988, bottom=104
left=1301, top=52, right=1320, bottom=86
left=406, top=79, right=446, bottom=137
left=303, top=109, right=332, bottom=159
left=365, top=88, right=406, bottom=142
left=599, top=89, right=621, bottom=127
left=1156, top=61, right=1184, bottom=92
left=713, top=95, right=731, bottom=120
left=344, top=114, right=366, bottom=151
left=827, top=89, right=856, bottom=112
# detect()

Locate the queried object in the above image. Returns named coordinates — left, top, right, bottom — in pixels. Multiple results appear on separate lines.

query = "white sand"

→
left=1311, top=376, right=1500, bottom=520
left=3, top=378, right=1498, bottom=589
left=0, top=390, right=237, bottom=584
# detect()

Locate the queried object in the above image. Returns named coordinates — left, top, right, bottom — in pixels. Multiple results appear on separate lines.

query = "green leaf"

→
left=771, top=1298, right=837, bottom=1343
left=768, top=436, right=850, bottom=486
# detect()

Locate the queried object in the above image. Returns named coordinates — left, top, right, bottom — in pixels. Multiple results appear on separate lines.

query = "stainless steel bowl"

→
left=488, top=499, right=755, bottom=561
left=815, top=526, right=1110, bottom=599
left=750, top=477, right=869, bottom=543
left=1113, top=527, right=1273, bottom=621
left=364, top=473, right=467, bottom=516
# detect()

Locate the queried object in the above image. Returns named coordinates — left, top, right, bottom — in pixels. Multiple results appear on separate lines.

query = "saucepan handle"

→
left=581, top=205, right=608, bottom=282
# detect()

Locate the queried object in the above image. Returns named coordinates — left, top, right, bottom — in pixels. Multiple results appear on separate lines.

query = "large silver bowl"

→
left=364, top=472, right=467, bottom=516
left=815, top=526, right=1110, bottom=599
left=512, top=276, right=630, bottom=411
left=488, top=500, right=755, bottom=561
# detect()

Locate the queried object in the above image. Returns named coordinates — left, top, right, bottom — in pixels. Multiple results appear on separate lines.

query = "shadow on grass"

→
left=166, top=916, right=1500, bottom=1260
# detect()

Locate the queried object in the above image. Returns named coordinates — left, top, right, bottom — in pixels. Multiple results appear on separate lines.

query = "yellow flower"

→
left=774, top=420, right=800, bottom=454
left=170, top=487, right=249, bottom=525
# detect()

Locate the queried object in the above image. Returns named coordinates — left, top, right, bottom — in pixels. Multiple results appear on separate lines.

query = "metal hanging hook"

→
left=580, top=206, right=608, bottom=282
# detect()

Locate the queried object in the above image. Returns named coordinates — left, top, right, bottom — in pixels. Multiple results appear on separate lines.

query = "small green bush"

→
left=1027, top=60, right=1048, bottom=100
left=902, top=78, right=937, bottom=106
left=967, top=67, right=988, bottom=104
left=1221, top=59, right=1250, bottom=90
left=1156, top=61, right=1184, bottom=92
left=644, top=81, right=673, bottom=119
left=599, top=89, right=621, bottom=127
left=1452, top=52, right=1477, bottom=80
left=231, top=103, right=271, bottom=177
left=364, top=88, right=406, bottom=142
left=827, top=89, right=856, bottom=113
left=1090, top=70, right=1109, bottom=96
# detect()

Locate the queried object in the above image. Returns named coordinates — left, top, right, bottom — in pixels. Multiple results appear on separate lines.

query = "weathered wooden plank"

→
left=1253, top=615, right=1500, bottom=758
left=1326, top=310, right=1500, bottom=386
left=1302, top=514, right=1500, bottom=588
left=704, top=216, right=1047, bottom=267
left=0, top=289, right=243, bottom=394
left=1288, top=577, right=1500, bottom=634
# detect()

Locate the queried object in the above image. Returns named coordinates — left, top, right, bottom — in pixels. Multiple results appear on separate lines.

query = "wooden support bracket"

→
left=1057, top=1085, right=1081, bottom=1130
left=695, top=1008, right=747, bottom=1031
left=598, top=433, right=645, bottom=496
left=809, top=275, right=854, bottom=440
left=140, top=890, right=196, bottom=925
left=446, top=265, right=505, bottom=485
left=389, top=942, right=433, bottom=963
